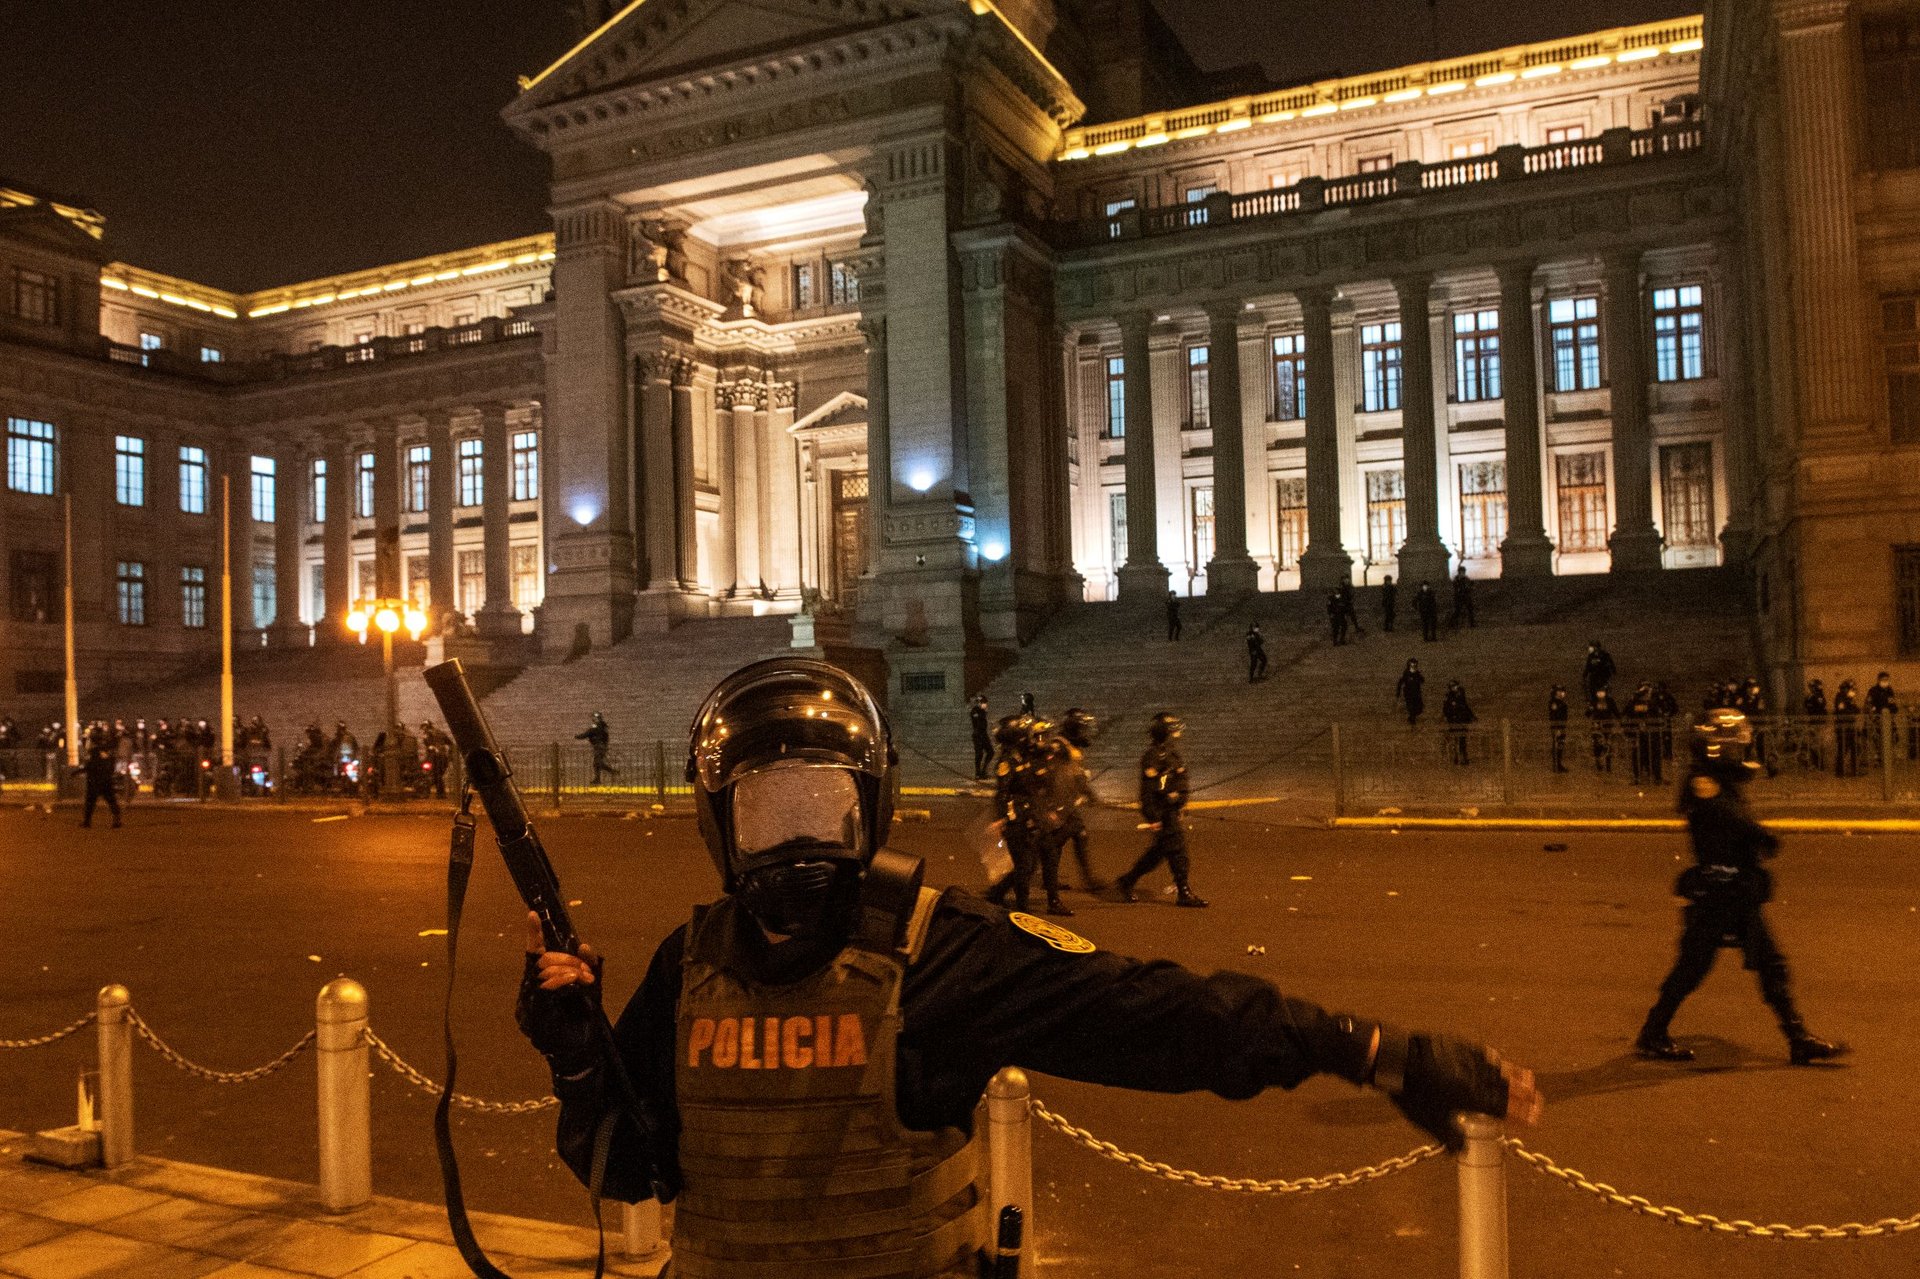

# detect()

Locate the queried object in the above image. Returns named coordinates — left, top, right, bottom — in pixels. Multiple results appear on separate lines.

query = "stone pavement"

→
left=0, top=1132, right=664, bottom=1279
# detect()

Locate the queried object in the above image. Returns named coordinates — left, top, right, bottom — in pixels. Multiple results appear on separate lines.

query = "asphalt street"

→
left=0, top=798, right=1915, bottom=1277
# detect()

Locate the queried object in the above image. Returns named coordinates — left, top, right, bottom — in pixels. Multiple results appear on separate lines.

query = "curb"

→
left=1333, top=815, right=1920, bottom=834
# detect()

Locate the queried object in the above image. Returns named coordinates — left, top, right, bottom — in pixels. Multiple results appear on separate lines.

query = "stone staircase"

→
left=890, top=568, right=1759, bottom=788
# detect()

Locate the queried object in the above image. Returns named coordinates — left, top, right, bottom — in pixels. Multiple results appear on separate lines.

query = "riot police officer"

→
left=1113, top=712, right=1207, bottom=907
left=984, top=715, right=1044, bottom=912
left=1546, top=685, right=1570, bottom=773
left=1635, top=709, right=1845, bottom=1065
left=1052, top=708, right=1106, bottom=896
left=516, top=658, right=1541, bottom=1278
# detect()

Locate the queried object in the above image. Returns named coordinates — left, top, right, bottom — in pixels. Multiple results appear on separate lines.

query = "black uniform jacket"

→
left=556, top=888, right=1375, bottom=1203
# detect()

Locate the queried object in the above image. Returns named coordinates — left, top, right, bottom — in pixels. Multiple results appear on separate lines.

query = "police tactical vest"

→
left=671, top=889, right=989, bottom=1279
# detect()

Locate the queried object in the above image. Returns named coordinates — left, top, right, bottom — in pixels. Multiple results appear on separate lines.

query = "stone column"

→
left=634, top=354, right=677, bottom=592
left=1115, top=310, right=1169, bottom=600
left=322, top=434, right=352, bottom=638
left=766, top=383, right=802, bottom=602
left=859, top=316, right=890, bottom=585
left=1295, top=286, right=1351, bottom=594
left=425, top=413, right=455, bottom=632
left=730, top=381, right=762, bottom=598
left=1203, top=300, right=1258, bottom=594
left=1775, top=1, right=1875, bottom=441
left=1497, top=260, right=1554, bottom=576
left=671, top=358, right=699, bottom=590
left=1716, top=244, right=1758, bottom=566
left=1393, top=274, right=1451, bottom=585
left=271, top=444, right=304, bottom=645
left=372, top=418, right=401, bottom=599
left=1603, top=250, right=1663, bottom=570
left=542, top=198, right=636, bottom=649
left=476, top=405, right=521, bottom=639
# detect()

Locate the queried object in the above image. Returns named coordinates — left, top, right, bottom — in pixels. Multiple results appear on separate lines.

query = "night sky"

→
left=0, top=0, right=1687, bottom=293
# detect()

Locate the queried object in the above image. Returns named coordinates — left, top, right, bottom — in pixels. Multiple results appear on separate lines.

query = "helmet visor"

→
left=690, top=663, right=886, bottom=793
left=730, top=763, right=863, bottom=857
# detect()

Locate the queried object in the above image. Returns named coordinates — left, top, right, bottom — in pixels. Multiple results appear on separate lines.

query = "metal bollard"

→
left=96, top=985, right=134, bottom=1169
left=622, top=1200, right=664, bottom=1259
left=549, top=742, right=562, bottom=810
left=1456, top=1114, right=1509, bottom=1279
left=316, top=978, right=372, bottom=1211
left=987, top=1067, right=1034, bottom=1278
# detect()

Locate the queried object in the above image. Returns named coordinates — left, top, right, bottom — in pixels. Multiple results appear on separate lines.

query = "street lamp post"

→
left=344, top=598, right=425, bottom=795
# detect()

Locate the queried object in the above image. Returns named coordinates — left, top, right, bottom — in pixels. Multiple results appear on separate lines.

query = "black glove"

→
left=514, top=950, right=605, bottom=1078
left=1376, top=1030, right=1509, bottom=1151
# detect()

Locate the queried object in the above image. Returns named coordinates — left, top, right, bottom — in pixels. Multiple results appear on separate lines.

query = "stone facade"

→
left=6, top=3, right=1915, bottom=712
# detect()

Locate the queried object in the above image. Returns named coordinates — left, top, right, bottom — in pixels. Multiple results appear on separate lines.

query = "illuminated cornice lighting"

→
left=0, top=186, right=107, bottom=239
left=1056, top=14, right=1701, bottom=161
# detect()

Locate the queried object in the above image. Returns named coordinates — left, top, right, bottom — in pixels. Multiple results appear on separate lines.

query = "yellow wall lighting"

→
left=1570, top=54, right=1614, bottom=69
left=1383, top=87, right=1424, bottom=103
left=1426, top=81, right=1467, bottom=95
left=1093, top=139, right=1133, bottom=155
left=1134, top=132, right=1171, bottom=147
left=1339, top=96, right=1377, bottom=110
left=1669, top=37, right=1704, bottom=52
left=1215, top=118, right=1251, bottom=133
left=1616, top=46, right=1661, bottom=61
left=1521, top=64, right=1562, bottom=79
left=1474, top=70, right=1517, bottom=86
left=1300, top=102, right=1339, bottom=117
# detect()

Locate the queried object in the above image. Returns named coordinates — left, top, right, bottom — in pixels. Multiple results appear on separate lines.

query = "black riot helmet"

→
left=686, top=658, right=897, bottom=934
left=1061, top=708, right=1095, bottom=749
left=1149, top=711, right=1183, bottom=743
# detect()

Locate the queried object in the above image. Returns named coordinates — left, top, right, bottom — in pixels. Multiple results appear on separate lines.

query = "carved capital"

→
left=553, top=200, right=626, bottom=253
left=769, top=382, right=797, bottom=411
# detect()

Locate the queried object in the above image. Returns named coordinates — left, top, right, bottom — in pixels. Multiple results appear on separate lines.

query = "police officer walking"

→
left=74, top=726, right=121, bottom=829
left=1440, top=680, right=1475, bottom=765
left=1338, top=581, right=1365, bottom=638
left=1394, top=659, right=1425, bottom=729
left=1326, top=589, right=1347, bottom=645
left=516, top=657, right=1541, bottom=1278
left=1801, top=679, right=1829, bottom=771
left=1625, top=682, right=1663, bottom=785
left=1832, top=679, right=1862, bottom=777
left=968, top=694, right=992, bottom=780
left=1165, top=589, right=1182, bottom=641
left=1635, top=709, right=1846, bottom=1066
left=578, top=710, right=618, bottom=785
left=985, top=716, right=1044, bottom=913
left=1246, top=624, right=1268, bottom=682
left=1055, top=708, right=1106, bottom=895
left=1380, top=574, right=1397, bottom=633
left=1588, top=687, right=1619, bottom=773
left=1449, top=564, right=1476, bottom=629
left=1582, top=641, right=1616, bottom=702
left=1113, top=712, right=1207, bottom=907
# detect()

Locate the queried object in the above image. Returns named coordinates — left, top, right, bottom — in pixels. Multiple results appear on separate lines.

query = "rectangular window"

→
left=250, top=455, right=276, bottom=523
left=252, top=564, right=276, bottom=629
left=405, top=445, right=430, bottom=514
left=308, top=562, right=326, bottom=624
left=1549, top=296, right=1603, bottom=392
left=180, top=566, right=207, bottom=628
left=1884, top=296, right=1920, bottom=442
left=114, top=435, right=145, bottom=507
left=11, top=267, right=58, bottom=325
left=311, top=459, right=327, bottom=524
left=1357, top=153, right=1394, bottom=173
left=1187, top=345, right=1210, bottom=429
left=1555, top=451, right=1609, bottom=553
left=8, top=549, right=58, bottom=623
left=116, top=561, right=146, bottom=626
left=1107, top=491, right=1128, bottom=568
left=199, top=346, right=222, bottom=363
left=457, top=437, right=483, bottom=508
left=1447, top=138, right=1489, bottom=158
left=1458, top=459, right=1508, bottom=559
left=6, top=417, right=56, bottom=495
left=178, top=445, right=207, bottom=514
left=1190, top=486, right=1215, bottom=567
left=1366, top=469, right=1407, bottom=564
left=511, top=431, right=539, bottom=502
left=405, top=554, right=430, bottom=611
left=356, top=452, right=375, bottom=518
left=1184, top=184, right=1217, bottom=226
left=511, top=543, right=540, bottom=611
left=1899, top=546, right=1920, bottom=656
left=1271, top=333, right=1307, bottom=420
left=1104, top=196, right=1136, bottom=239
left=1652, top=284, right=1706, bottom=382
left=1361, top=322, right=1403, bottom=412
left=793, top=263, right=817, bottom=309
left=828, top=261, right=860, bottom=306
left=1269, top=170, right=1301, bottom=189
left=1861, top=14, right=1920, bottom=172
left=1660, top=442, right=1715, bottom=549
left=458, top=548, right=485, bottom=616
left=1545, top=124, right=1587, bottom=144
left=138, top=331, right=163, bottom=367
left=354, top=558, right=376, bottom=604
left=1452, top=309, right=1503, bottom=402
left=1276, top=476, right=1307, bottom=570
left=1105, top=356, right=1127, bottom=439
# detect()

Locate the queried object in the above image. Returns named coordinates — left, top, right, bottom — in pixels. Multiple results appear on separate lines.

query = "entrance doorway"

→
left=831, top=469, right=869, bottom=601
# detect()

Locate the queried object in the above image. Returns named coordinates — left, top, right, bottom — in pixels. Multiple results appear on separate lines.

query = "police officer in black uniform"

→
left=1113, top=712, right=1207, bottom=907
left=1054, top=708, right=1106, bottom=896
left=968, top=694, right=992, bottom=780
left=1546, top=685, right=1570, bottom=773
left=1635, top=709, right=1846, bottom=1066
left=984, top=715, right=1043, bottom=912
left=74, top=726, right=121, bottom=829
left=515, top=659, right=1541, bottom=1279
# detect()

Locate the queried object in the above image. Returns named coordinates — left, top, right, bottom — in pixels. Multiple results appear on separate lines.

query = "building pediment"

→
left=790, top=389, right=867, bottom=434
left=515, top=0, right=938, bottom=110
left=0, top=203, right=110, bottom=264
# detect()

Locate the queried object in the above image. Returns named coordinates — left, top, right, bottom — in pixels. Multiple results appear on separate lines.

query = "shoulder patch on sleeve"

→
left=1690, top=776, right=1721, bottom=800
left=1007, top=911, right=1097, bottom=954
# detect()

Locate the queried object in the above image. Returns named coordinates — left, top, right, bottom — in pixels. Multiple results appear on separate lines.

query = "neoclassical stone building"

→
left=4, top=0, right=1917, bottom=710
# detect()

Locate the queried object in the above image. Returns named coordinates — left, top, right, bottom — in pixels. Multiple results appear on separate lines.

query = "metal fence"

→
left=1335, top=713, right=1920, bottom=812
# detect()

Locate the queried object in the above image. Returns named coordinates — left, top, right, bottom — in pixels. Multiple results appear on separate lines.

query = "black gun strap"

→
left=436, top=796, right=608, bottom=1279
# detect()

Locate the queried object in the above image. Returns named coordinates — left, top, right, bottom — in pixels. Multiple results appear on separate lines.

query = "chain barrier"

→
left=362, top=1028, right=558, bottom=1115
left=1505, top=1139, right=1920, bottom=1241
left=1029, top=1097, right=1442, bottom=1195
left=125, top=1009, right=315, bottom=1083
left=0, top=1012, right=97, bottom=1050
